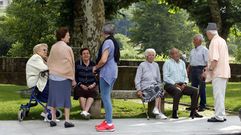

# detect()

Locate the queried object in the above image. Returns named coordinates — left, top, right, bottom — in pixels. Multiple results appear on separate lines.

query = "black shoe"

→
left=198, top=107, right=205, bottom=112
left=190, top=111, right=203, bottom=119
left=64, top=121, right=75, bottom=128
left=172, top=110, right=179, bottom=119
left=207, top=117, right=224, bottom=122
left=50, top=121, right=57, bottom=127
left=185, top=107, right=192, bottom=111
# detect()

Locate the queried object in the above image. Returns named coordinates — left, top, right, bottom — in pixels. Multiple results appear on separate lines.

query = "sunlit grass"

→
left=0, top=82, right=240, bottom=120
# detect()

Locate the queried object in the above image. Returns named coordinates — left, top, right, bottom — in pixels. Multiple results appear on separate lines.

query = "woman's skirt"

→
left=73, top=85, right=98, bottom=100
left=142, top=85, right=164, bottom=102
left=47, top=79, right=72, bottom=108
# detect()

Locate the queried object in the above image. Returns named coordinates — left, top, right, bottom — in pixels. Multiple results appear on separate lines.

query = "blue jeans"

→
left=99, top=77, right=116, bottom=124
left=190, top=66, right=206, bottom=108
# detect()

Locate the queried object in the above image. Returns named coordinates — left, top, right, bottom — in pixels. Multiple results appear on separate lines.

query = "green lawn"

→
left=166, top=82, right=241, bottom=112
left=0, top=82, right=240, bottom=120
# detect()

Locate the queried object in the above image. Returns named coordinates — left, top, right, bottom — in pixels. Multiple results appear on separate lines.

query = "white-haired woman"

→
left=26, top=43, right=48, bottom=93
left=135, top=48, right=167, bottom=119
left=26, top=43, right=49, bottom=120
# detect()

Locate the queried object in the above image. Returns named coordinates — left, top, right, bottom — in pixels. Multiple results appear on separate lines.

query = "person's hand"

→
left=92, top=66, right=97, bottom=74
left=181, top=84, right=186, bottom=91
left=72, top=80, right=77, bottom=88
left=137, top=90, right=143, bottom=98
left=88, top=83, right=96, bottom=89
left=81, top=84, right=88, bottom=90
left=175, top=84, right=182, bottom=91
left=201, top=72, right=206, bottom=81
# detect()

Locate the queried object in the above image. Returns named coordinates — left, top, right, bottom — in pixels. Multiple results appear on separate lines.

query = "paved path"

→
left=1, top=116, right=241, bottom=135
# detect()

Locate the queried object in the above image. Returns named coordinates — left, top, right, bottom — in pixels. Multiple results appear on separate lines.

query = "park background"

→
left=0, top=0, right=240, bottom=120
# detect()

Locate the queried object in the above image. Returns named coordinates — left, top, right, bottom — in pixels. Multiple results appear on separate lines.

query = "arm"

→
left=135, top=65, right=143, bottom=98
left=134, top=64, right=143, bottom=91
left=183, top=62, right=189, bottom=84
left=75, top=61, right=80, bottom=86
left=95, top=49, right=109, bottom=70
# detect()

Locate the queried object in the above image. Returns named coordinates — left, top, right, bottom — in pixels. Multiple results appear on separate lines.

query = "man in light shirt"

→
left=187, top=34, right=208, bottom=112
left=204, top=23, right=231, bottom=122
left=163, top=48, right=203, bottom=119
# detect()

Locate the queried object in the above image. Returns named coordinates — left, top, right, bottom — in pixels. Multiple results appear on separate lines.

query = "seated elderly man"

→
left=135, top=48, right=167, bottom=119
left=26, top=43, right=49, bottom=120
left=163, top=48, right=203, bottom=119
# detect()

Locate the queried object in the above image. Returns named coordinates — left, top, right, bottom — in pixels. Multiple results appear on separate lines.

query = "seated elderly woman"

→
left=74, top=48, right=98, bottom=119
left=135, top=48, right=167, bottom=119
left=26, top=43, right=48, bottom=94
left=26, top=43, right=49, bottom=119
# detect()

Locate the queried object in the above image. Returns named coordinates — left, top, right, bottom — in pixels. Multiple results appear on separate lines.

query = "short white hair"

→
left=194, top=34, right=204, bottom=41
left=207, top=30, right=218, bottom=36
left=144, top=48, right=156, bottom=56
left=33, top=43, right=48, bottom=54
left=103, top=23, right=115, bottom=35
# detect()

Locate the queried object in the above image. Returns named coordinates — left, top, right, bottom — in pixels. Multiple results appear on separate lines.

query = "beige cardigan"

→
left=26, top=54, right=48, bottom=92
left=47, top=41, right=75, bottom=80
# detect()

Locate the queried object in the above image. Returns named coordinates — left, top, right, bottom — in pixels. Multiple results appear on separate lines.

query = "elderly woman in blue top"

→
left=74, top=48, right=98, bottom=119
left=135, top=48, right=167, bottom=119
left=163, top=48, right=203, bottom=119
left=93, top=23, right=120, bottom=132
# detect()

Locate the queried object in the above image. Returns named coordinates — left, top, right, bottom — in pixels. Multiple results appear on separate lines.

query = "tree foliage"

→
left=130, top=1, right=196, bottom=55
left=1, top=0, right=71, bottom=57
left=115, top=33, right=143, bottom=59
left=163, top=0, right=241, bottom=39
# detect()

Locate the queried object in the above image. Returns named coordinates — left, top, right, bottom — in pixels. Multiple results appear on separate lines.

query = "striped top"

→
left=75, top=60, right=97, bottom=86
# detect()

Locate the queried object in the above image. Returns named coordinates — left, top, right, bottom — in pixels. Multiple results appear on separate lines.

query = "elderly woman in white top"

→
left=135, top=48, right=167, bottom=119
left=26, top=43, right=49, bottom=120
left=26, top=43, right=48, bottom=92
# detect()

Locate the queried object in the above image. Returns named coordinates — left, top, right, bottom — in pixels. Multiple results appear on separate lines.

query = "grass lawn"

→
left=166, top=82, right=241, bottom=112
left=0, top=82, right=240, bottom=120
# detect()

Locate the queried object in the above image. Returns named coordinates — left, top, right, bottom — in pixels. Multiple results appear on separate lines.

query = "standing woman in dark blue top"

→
left=74, top=48, right=98, bottom=119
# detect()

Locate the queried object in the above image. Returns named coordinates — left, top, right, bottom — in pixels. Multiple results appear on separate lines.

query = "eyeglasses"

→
left=43, top=49, right=48, bottom=52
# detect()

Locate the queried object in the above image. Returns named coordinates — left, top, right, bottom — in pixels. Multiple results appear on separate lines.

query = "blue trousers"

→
left=99, top=77, right=116, bottom=124
left=190, top=66, right=206, bottom=108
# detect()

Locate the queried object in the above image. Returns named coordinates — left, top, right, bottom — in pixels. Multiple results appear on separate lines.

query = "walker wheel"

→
left=18, top=109, right=25, bottom=122
left=56, top=109, right=63, bottom=119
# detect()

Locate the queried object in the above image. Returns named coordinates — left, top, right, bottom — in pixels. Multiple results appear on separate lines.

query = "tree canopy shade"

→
left=130, top=1, right=196, bottom=55
left=163, top=0, right=241, bottom=39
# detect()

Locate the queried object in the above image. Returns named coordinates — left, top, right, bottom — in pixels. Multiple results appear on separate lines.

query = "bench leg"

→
left=90, top=99, right=101, bottom=118
left=160, top=98, right=165, bottom=113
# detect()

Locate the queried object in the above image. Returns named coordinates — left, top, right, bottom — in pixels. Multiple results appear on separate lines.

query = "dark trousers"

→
left=164, top=83, right=198, bottom=111
left=190, top=66, right=207, bottom=108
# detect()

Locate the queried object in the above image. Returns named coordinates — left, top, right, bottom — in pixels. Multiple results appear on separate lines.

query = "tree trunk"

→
left=207, top=0, right=222, bottom=34
left=72, top=0, right=105, bottom=59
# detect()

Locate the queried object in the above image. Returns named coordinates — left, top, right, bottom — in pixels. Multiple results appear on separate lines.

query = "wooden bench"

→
left=90, top=90, right=170, bottom=118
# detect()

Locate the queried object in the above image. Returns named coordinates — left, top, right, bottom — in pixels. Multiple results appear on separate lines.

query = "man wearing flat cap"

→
left=203, top=22, right=231, bottom=122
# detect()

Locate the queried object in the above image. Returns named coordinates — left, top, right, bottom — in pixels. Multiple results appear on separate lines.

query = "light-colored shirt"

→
left=163, top=59, right=188, bottom=85
left=206, top=35, right=231, bottom=81
left=49, top=74, right=67, bottom=81
left=100, top=39, right=118, bottom=85
left=26, top=54, right=48, bottom=92
left=189, top=45, right=208, bottom=66
left=135, top=61, right=161, bottom=91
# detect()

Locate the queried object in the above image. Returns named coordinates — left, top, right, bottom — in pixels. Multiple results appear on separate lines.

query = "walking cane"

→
left=142, top=100, right=150, bottom=120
